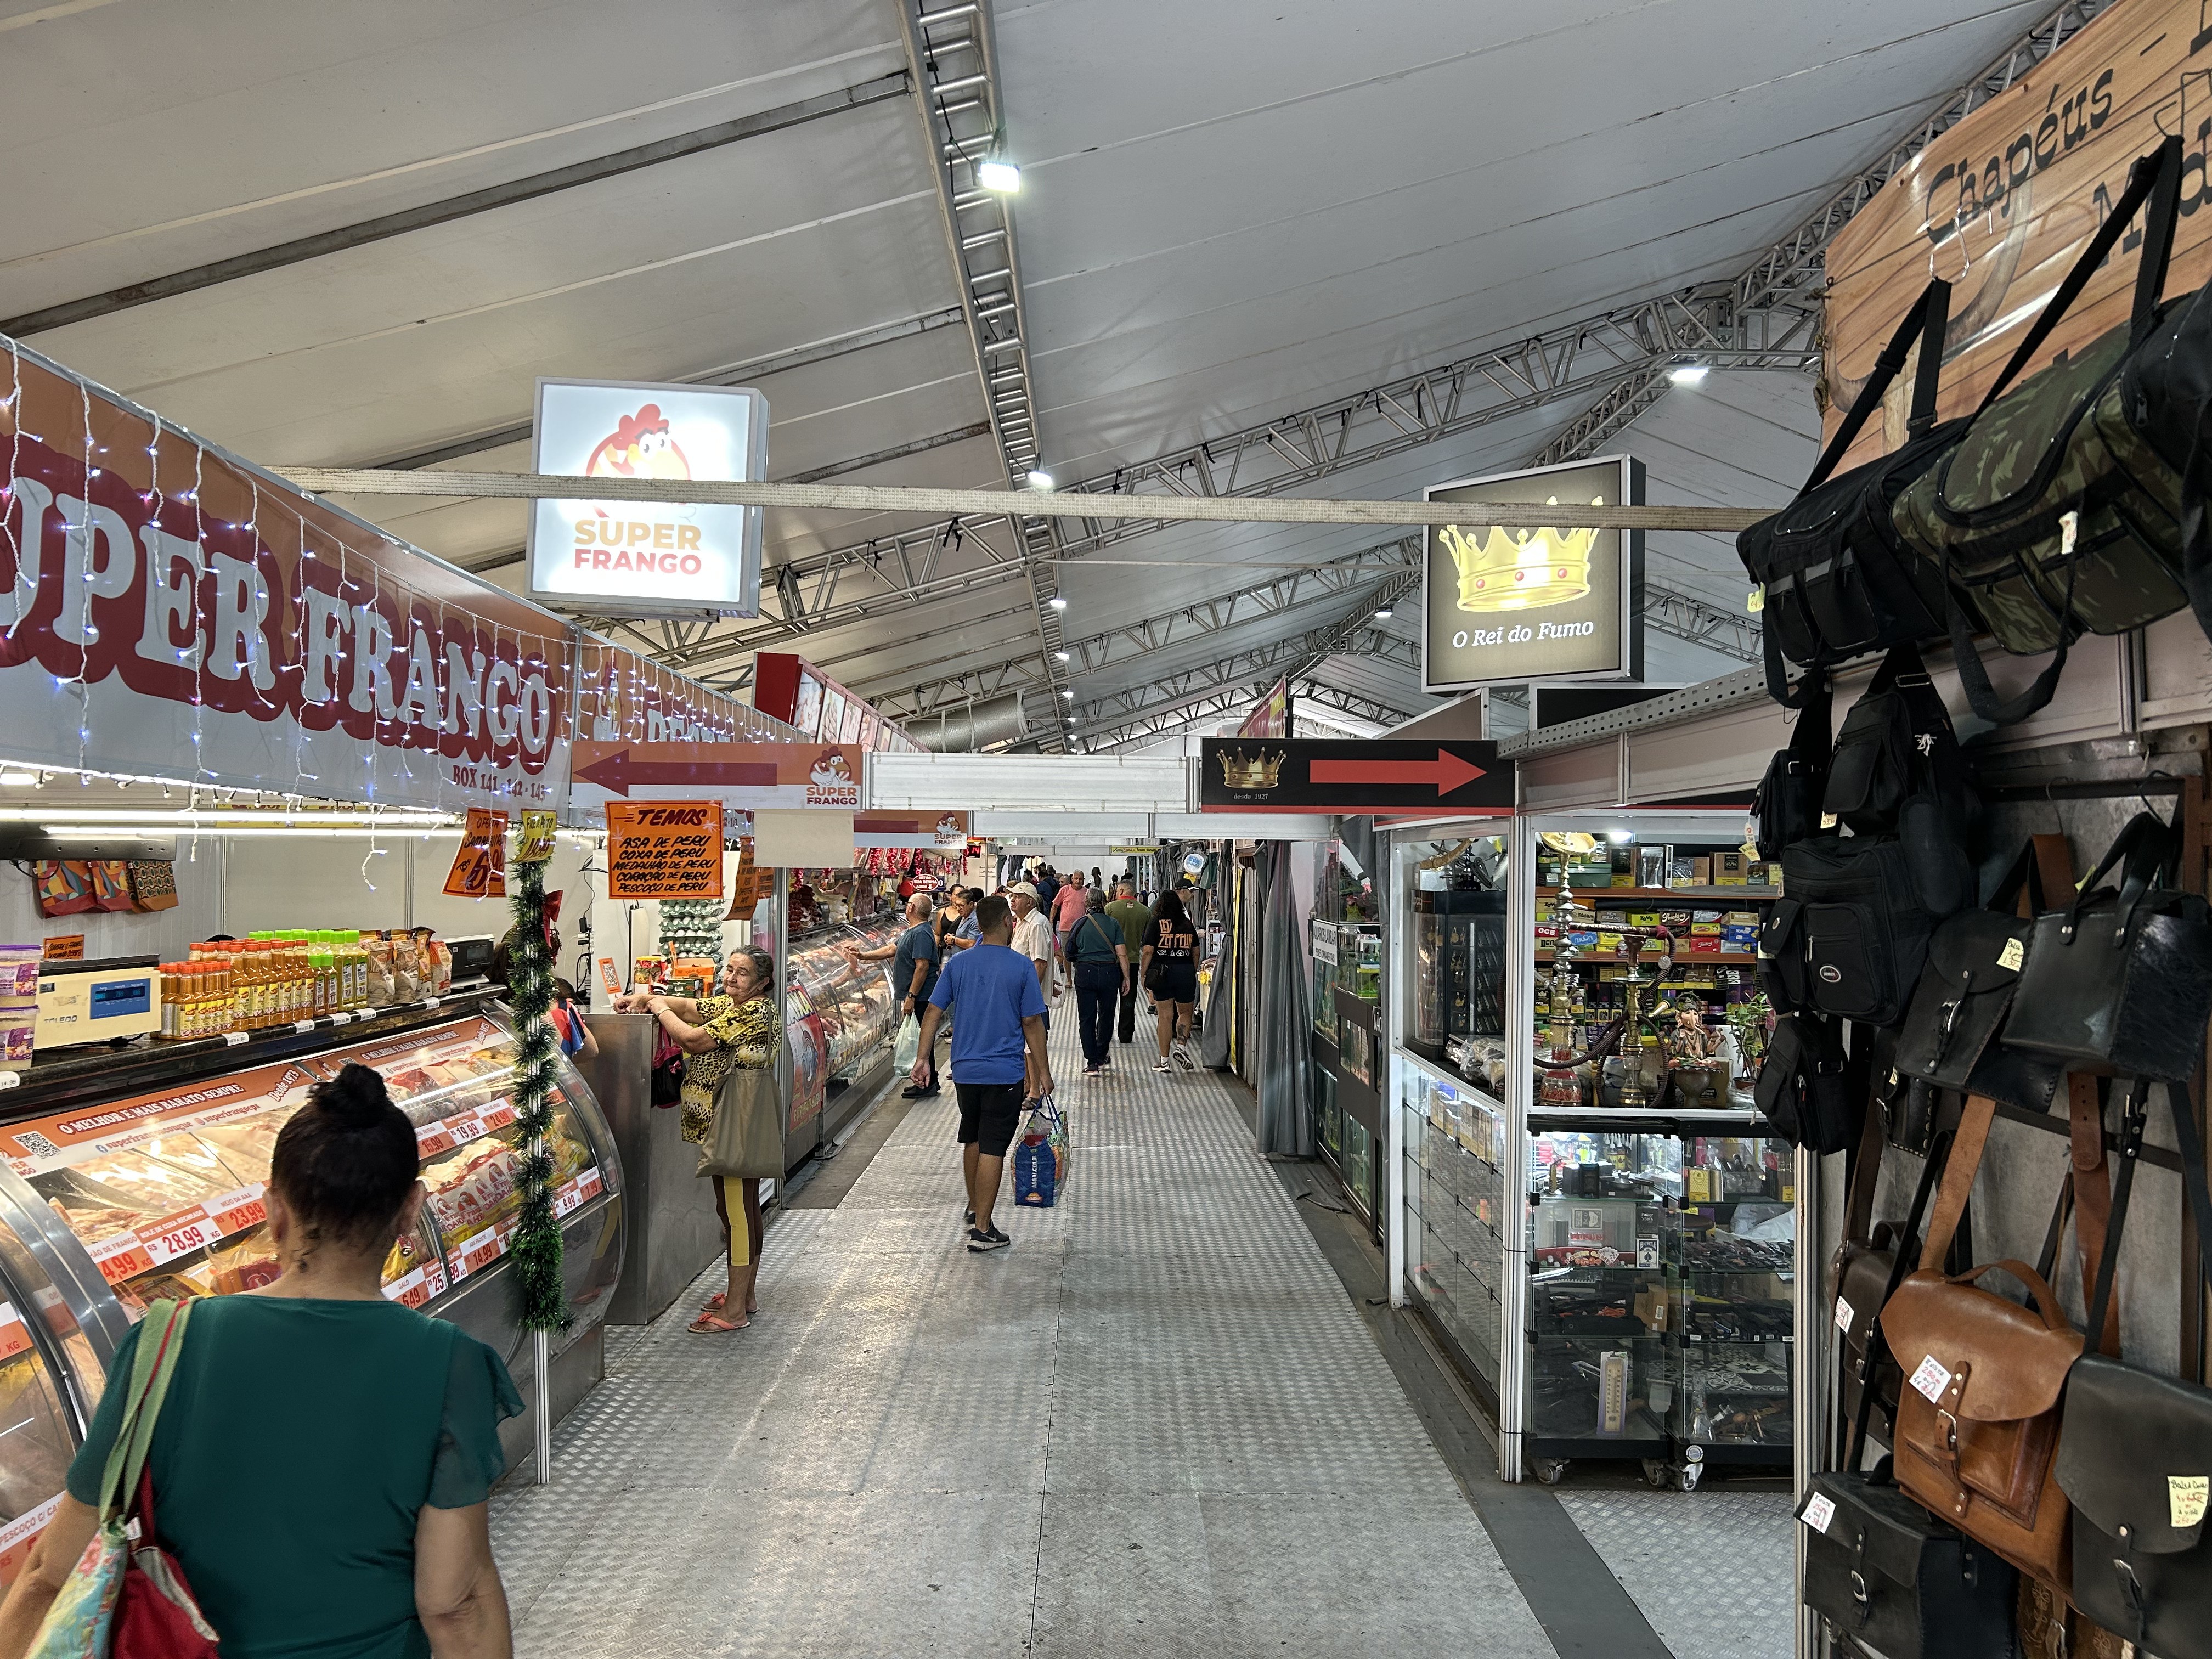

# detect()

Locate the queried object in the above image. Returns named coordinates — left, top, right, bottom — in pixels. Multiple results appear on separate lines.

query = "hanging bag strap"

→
left=1918, top=1092, right=2001, bottom=1272
left=1801, top=278, right=1954, bottom=494
left=96, top=1299, right=192, bottom=1522
left=1974, top=136, right=2182, bottom=419
left=2084, top=1078, right=2212, bottom=1353
left=1849, top=1124, right=1959, bottom=1472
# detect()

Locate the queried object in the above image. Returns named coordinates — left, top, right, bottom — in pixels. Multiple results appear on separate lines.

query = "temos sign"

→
left=527, top=379, right=768, bottom=619
left=1423, top=455, right=1644, bottom=692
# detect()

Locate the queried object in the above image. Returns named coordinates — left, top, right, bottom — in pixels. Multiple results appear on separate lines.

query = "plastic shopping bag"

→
left=1013, top=1095, right=1068, bottom=1207
left=893, top=1014, right=921, bottom=1079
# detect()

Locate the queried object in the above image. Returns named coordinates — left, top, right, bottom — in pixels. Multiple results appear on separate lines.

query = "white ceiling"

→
left=0, top=0, right=2050, bottom=749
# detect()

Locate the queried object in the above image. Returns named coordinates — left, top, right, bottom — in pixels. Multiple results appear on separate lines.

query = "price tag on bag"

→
left=2170, top=1475, right=2209, bottom=1528
left=1799, top=1492, right=1836, bottom=1535
left=1997, top=937, right=2025, bottom=972
left=1909, top=1354, right=1954, bottom=1403
left=1833, top=1297, right=1854, bottom=1335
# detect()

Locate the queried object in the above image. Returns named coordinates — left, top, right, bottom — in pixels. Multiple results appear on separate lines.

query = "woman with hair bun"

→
left=0, top=1062, right=522, bottom=1659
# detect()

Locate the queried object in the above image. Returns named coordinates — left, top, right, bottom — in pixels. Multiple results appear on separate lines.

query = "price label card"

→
left=203, top=1186, right=267, bottom=1235
left=0, top=1073, right=18, bottom=1091
left=1834, top=1298, right=1855, bottom=1335
left=422, top=1263, right=449, bottom=1299
left=87, top=1233, right=153, bottom=1283
left=293, top=1019, right=316, bottom=1034
left=1909, top=1355, right=1954, bottom=1404
left=479, top=1101, right=517, bottom=1132
left=1800, top=1492, right=1836, bottom=1535
left=223, top=1031, right=249, bottom=1047
left=422, top=996, right=441, bottom=1009
left=0, top=1304, right=32, bottom=1364
left=2170, top=1474, right=2209, bottom=1528
left=442, top=1115, right=488, bottom=1146
left=577, top=1167, right=603, bottom=1203
left=383, top=1267, right=432, bottom=1308
left=1997, top=937, right=2025, bottom=972
left=145, top=1216, right=215, bottom=1266
left=414, top=1126, right=455, bottom=1158
left=329, top=1012, right=352, bottom=1025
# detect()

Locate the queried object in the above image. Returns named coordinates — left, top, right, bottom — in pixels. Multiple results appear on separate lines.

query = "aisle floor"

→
left=490, top=1013, right=1558, bottom=1658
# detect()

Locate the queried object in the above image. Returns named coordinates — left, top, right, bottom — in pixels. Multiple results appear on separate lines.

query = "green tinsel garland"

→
left=507, top=856, right=572, bottom=1333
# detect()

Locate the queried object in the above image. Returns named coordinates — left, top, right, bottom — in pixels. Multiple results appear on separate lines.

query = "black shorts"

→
left=955, top=1081, right=1026, bottom=1156
left=1151, top=965, right=1198, bottom=1005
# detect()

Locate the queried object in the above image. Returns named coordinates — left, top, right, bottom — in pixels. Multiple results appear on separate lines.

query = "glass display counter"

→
left=1519, top=1122, right=1795, bottom=1488
left=782, top=915, right=904, bottom=1141
left=1401, top=1051, right=1508, bottom=1403
left=0, top=999, right=624, bottom=1577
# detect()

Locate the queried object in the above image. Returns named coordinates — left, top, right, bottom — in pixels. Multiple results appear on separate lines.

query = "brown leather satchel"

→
left=1877, top=1091, right=2084, bottom=1588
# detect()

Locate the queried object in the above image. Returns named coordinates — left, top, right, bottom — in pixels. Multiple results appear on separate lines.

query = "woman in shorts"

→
left=1138, top=889, right=1201, bottom=1073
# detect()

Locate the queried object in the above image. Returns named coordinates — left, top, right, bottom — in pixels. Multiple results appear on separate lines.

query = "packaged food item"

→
left=210, top=1232, right=281, bottom=1295
left=422, top=1142, right=520, bottom=1242
left=67, top=1150, right=224, bottom=1212
left=363, top=935, right=397, bottom=1005
left=0, top=946, right=39, bottom=997
left=0, top=997, right=33, bottom=1071
left=415, top=931, right=452, bottom=996
left=386, top=933, right=422, bottom=1002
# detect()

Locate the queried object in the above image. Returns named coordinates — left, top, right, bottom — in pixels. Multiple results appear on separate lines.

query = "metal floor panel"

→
left=494, top=1020, right=1556, bottom=1658
left=1554, top=1489, right=1796, bottom=1659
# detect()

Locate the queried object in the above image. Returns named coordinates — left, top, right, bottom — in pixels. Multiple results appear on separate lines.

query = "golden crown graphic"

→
left=1440, top=495, right=1604, bottom=612
left=1216, top=746, right=1286, bottom=789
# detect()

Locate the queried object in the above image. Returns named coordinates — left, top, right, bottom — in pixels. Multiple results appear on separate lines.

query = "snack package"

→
left=415, top=932, right=453, bottom=996
left=387, top=933, right=423, bottom=1002
left=363, top=936, right=397, bottom=1005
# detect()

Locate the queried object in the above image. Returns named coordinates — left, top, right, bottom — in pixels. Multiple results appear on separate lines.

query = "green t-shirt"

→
left=1105, top=898, right=1152, bottom=955
left=67, top=1297, right=521, bottom=1659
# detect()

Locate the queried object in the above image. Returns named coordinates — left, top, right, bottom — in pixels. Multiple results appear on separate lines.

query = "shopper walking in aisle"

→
left=1006, top=882, right=1057, bottom=1018
left=909, top=895, right=1049, bottom=1252
left=933, top=885, right=973, bottom=957
left=1064, top=887, right=1132, bottom=1076
left=0, top=1063, right=520, bottom=1659
left=614, top=946, right=777, bottom=1332
left=841, top=894, right=940, bottom=1098
left=1105, top=878, right=1152, bottom=1046
left=953, top=886, right=986, bottom=952
left=1034, top=865, right=1058, bottom=916
left=1049, top=868, right=1089, bottom=992
left=1140, top=889, right=1203, bottom=1073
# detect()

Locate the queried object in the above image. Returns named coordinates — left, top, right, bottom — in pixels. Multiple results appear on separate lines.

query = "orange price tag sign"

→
left=42, top=935, right=83, bottom=962
left=443, top=808, right=509, bottom=900
left=0, top=1305, right=32, bottom=1364
left=203, top=1185, right=267, bottom=1236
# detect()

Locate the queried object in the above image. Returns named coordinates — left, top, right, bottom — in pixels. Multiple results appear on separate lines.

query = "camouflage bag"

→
left=1738, top=278, right=1963, bottom=709
left=1893, top=138, right=2194, bottom=724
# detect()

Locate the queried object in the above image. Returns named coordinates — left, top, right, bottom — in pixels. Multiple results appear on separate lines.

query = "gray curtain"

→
left=1254, top=841, right=1315, bottom=1156
left=1199, top=859, right=1236, bottom=1070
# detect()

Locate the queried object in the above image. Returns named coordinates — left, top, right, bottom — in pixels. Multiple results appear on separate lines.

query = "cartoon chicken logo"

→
left=585, top=404, right=691, bottom=481
left=809, top=750, right=855, bottom=788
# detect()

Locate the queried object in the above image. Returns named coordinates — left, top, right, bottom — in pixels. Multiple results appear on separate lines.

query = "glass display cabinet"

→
left=1402, top=1052, right=1508, bottom=1405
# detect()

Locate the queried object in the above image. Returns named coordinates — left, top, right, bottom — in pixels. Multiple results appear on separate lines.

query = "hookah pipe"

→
left=1541, top=885, right=1677, bottom=1092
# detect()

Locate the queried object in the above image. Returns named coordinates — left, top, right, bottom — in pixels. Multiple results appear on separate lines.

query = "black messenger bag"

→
left=2004, top=810, right=2212, bottom=1082
left=2054, top=1082, right=2212, bottom=1658
left=1751, top=674, right=1829, bottom=862
left=1799, top=1463, right=2018, bottom=1659
left=1739, top=279, right=1964, bottom=706
left=1893, top=837, right=2071, bottom=1114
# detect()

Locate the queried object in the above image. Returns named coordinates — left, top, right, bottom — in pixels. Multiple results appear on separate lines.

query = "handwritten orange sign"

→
left=442, top=809, right=508, bottom=899
left=605, top=801, right=725, bottom=901
left=42, top=935, right=82, bottom=962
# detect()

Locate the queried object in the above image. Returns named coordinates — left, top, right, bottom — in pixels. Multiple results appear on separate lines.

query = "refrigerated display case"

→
left=781, top=915, right=904, bottom=1145
left=0, top=992, right=624, bottom=1573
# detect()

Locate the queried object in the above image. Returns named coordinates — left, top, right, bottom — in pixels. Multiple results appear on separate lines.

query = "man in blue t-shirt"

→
left=840, top=894, right=940, bottom=1098
left=912, top=895, right=1049, bottom=1251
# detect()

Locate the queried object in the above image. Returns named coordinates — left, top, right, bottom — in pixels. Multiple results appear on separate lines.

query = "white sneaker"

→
left=1173, top=1041, right=1196, bottom=1071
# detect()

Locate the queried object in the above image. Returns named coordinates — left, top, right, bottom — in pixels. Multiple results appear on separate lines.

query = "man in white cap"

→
left=1006, top=881, right=1056, bottom=1020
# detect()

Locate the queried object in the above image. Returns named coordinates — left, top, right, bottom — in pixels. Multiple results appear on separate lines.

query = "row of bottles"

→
left=159, top=931, right=376, bottom=1039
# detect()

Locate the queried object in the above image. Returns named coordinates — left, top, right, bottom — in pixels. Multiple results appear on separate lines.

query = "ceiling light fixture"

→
left=1374, top=606, right=1394, bottom=619
left=1026, top=469, right=1053, bottom=489
left=977, top=159, right=1022, bottom=193
left=1053, top=651, right=1070, bottom=662
left=42, top=826, right=438, bottom=840
left=0, top=772, right=42, bottom=788
left=1047, top=596, right=1068, bottom=610
left=1061, top=690, right=1074, bottom=699
left=1668, top=364, right=1709, bottom=385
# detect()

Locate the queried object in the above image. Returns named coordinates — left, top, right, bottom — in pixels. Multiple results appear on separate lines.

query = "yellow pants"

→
left=724, top=1178, right=752, bottom=1266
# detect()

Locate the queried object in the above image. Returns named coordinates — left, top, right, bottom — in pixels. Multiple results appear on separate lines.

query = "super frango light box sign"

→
left=526, top=378, right=768, bottom=619
left=1421, top=454, right=1644, bottom=692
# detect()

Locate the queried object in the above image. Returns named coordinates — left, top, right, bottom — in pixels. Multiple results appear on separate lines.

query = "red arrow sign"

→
left=573, top=749, right=778, bottom=797
left=1309, top=748, right=1487, bottom=798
